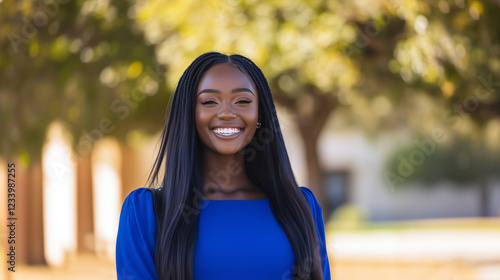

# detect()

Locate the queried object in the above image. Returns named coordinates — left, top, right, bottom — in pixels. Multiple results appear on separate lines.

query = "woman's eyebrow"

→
left=231, top=88, right=254, bottom=95
left=198, top=88, right=255, bottom=96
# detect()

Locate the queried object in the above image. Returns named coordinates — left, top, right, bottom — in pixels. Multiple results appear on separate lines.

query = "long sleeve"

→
left=299, top=187, right=332, bottom=280
left=116, top=188, right=159, bottom=280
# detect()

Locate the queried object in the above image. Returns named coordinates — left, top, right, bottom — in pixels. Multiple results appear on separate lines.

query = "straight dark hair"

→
left=146, top=52, right=323, bottom=280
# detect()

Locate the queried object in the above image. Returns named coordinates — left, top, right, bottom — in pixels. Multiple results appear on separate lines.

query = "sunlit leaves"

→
left=0, top=0, right=168, bottom=158
left=134, top=0, right=360, bottom=97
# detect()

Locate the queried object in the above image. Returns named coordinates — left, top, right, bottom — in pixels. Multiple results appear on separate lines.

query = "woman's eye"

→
left=236, top=99, right=252, bottom=104
left=201, top=100, right=217, bottom=105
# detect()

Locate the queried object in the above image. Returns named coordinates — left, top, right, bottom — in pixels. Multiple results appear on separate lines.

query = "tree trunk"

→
left=77, top=155, right=95, bottom=252
left=295, top=91, right=336, bottom=217
left=17, top=158, right=46, bottom=265
left=300, top=133, right=324, bottom=204
left=272, top=84, right=336, bottom=219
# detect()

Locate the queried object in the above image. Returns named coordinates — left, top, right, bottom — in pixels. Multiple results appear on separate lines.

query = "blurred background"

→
left=1, top=0, right=500, bottom=279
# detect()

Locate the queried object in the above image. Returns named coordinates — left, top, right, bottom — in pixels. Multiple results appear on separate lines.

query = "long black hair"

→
left=146, top=52, right=323, bottom=280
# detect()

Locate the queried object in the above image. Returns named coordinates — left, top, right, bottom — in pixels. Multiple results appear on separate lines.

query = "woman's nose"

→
left=217, top=102, right=236, bottom=119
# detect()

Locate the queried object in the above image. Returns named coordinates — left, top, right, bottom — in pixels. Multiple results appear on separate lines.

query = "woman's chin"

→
left=214, top=149, right=241, bottom=156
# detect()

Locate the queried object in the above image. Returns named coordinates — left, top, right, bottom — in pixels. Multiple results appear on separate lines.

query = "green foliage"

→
left=132, top=0, right=500, bottom=132
left=385, top=134, right=500, bottom=186
left=0, top=0, right=169, bottom=160
left=1, top=0, right=499, bottom=171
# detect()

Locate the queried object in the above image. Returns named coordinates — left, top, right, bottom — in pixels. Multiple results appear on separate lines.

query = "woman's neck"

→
left=201, top=148, right=263, bottom=199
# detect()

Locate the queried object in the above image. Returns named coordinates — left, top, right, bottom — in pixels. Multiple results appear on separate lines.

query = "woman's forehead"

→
left=198, top=64, right=256, bottom=91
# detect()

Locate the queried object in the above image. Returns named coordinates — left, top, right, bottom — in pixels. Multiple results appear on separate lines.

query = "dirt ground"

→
left=6, top=253, right=116, bottom=280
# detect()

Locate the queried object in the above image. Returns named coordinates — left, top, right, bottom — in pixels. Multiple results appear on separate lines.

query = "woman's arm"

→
left=300, top=186, right=332, bottom=280
left=116, top=188, right=159, bottom=280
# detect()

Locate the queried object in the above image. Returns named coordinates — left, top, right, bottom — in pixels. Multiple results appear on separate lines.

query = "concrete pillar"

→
left=91, top=138, right=121, bottom=261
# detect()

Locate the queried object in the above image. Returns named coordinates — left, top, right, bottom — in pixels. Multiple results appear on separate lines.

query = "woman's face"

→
left=195, top=63, right=259, bottom=156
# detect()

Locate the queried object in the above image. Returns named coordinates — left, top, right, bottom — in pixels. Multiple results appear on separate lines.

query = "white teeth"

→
left=213, top=128, right=241, bottom=135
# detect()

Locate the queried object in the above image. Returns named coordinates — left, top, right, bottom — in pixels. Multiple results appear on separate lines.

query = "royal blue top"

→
left=116, top=187, right=331, bottom=280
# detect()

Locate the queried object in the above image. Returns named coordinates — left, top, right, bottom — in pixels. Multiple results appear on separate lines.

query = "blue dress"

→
left=116, top=187, right=331, bottom=280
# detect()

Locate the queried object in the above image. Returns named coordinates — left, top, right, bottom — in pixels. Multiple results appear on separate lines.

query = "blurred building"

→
left=278, top=110, right=500, bottom=221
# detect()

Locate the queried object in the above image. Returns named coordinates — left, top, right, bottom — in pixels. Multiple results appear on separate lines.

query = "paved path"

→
left=329, top=231, right=500, bottom=261
left=329, top=230, right=500, bottom=280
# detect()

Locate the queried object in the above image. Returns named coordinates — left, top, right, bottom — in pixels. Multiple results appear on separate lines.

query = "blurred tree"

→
left=131, top=0, right=500, bottom=205
left=0, top=0, right=169, bottom=162
left=382, top=0, right=500, bottom=128
left=325, top=0, right=500, bottom=135
left=362, top=0, right=500, bottom=216
left=0, top=0, right=168, bottom=264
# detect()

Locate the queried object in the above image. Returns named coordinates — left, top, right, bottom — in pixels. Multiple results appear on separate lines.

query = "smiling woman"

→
left=115, top=52, right=331, bottom=280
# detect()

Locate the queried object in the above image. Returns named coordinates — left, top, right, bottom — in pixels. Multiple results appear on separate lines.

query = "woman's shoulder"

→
left=298, top=186, right=314, bottom=197
left=121, top=187, right=155, bottom=214
left=125, top=187, right=154, bottom=200
left=298, top=186, right=323, bottom=216
left=298, top=186, right=319, bottom=205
